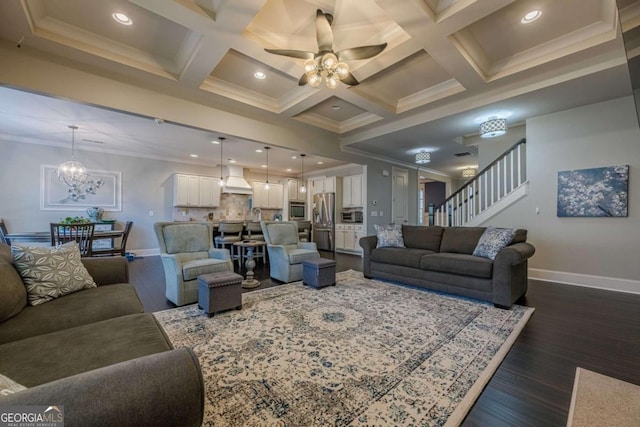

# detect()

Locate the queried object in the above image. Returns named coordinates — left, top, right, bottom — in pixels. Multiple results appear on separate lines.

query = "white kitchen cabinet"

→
left=311, top=176, right=336, bottom=195
left=354, top=224, right=365, bottom=254
left=343, top=174, right=363, bottom=207
left=288, top=179, right=306, bottom=202
left=252, top=182, right=284, bottom=209
left=199, top=176, right=221, bottom=207
left=173, top=174, right=220, bottom=207
left=335, top=223, right=364, bottom=254
left=335, top=224, right=346, bottom=250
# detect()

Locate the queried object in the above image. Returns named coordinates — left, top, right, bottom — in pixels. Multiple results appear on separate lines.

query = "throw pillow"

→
left=374, top=224, right=405, bottom=248
left=472, top=227, right=517, bottom=260
left=0, top=373, right=26, bottom=396
left=11, top=242, right=97, bottom=306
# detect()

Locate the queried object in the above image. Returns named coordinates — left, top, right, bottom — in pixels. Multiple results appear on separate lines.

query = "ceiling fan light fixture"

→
left=322, top=53, right=338, bottom=70
left=335, top=62, right=350, bottom=79
left=326, top=73, right=340, bottom=89
left=308, top=72, right=322, bottom=87
left=304, top=58, right=317, bottom=75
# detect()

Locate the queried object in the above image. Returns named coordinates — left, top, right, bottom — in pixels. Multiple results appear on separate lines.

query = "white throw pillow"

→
left=374, top=224, right=405, bottom=248
left=11, top=242, right=97, bottom=306
left=472, top=227, right=517, bottom=260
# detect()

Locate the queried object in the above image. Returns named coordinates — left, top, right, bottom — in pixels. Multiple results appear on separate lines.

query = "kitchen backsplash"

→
left=172, top=193, right=281, bottom=222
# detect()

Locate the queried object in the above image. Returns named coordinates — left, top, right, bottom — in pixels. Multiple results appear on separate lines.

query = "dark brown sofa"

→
left=360, top=226, right=535, bottom=308
left=0, top=243, right=204, bottom=426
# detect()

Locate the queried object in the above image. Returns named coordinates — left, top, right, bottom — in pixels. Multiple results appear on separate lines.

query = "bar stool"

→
left=214, top=222, right=243, bottom=263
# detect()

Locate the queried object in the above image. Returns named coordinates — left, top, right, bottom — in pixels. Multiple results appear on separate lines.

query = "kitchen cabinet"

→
left=311, top=176, right=336, bottom=195
left=173, top=174, right=220, bottom=207
left=288, top=179, right=306, bottom=202
left=343, top=174, right=363, bottom=207
left=335, top=224, right=364, bottom=254
left=252, top=182, right=284, bottom=209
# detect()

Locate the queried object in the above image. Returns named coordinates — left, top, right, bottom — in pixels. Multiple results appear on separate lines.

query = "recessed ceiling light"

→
left=261, top=164, right=267, bottom=168
left=211, top=140, right=220, bottom=145
left=331, top=105, right=341, bottom=110
left=256, top=149, right=263, bottom=153
left=521, top=10, right=541, bottom=24
left=317, top=161, right=324, bottom=165
left=112, top=12, right=133, bottom=26
left=254, top=71, right=266, bottom=79
left=286, top=168, right=292, bottom=172
left=228, top=159, right=236, bottom=163
left=291, top=155, right=297, bottom=159
left=190, top=154, right=198, bottom=158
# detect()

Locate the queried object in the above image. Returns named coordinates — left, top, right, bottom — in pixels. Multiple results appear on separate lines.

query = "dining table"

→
left=6, top=229, right=125, bottom=243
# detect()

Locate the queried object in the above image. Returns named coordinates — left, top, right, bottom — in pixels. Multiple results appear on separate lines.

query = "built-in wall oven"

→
left=289, top=202, right=306, bottom=220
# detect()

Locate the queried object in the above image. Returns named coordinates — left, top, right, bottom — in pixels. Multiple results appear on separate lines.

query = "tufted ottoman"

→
left=302, top=258, right=337, bottom=289
left=197, top=271, right=243, bottom=317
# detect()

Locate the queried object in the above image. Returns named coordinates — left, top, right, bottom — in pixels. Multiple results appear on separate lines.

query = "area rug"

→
left=154, top=270, right=534, bottom=426
left=567, top=367, right=640, bottom=426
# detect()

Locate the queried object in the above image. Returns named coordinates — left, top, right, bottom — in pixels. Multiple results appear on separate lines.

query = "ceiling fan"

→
left=265, top=9, right=387, bottom=88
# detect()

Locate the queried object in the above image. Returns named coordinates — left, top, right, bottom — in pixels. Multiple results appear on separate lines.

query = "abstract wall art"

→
left=557, top=165, right=629, bottom=217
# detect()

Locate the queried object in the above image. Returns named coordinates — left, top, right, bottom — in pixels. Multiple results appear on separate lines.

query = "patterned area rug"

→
left=154, top=270, right=534, bottom=426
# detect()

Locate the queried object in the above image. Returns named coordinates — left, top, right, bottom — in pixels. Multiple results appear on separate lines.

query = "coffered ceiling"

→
left=0, top=0, right=635, bottom=176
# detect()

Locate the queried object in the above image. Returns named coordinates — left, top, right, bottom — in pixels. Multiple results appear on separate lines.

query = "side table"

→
left=233, top=240, right=266, bottom=289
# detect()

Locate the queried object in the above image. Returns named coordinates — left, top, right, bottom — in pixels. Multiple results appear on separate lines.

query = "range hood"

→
left=223, top=165, right=253, bottom=195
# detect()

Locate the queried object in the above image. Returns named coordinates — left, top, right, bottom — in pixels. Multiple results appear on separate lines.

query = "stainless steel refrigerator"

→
left=312, top=192, right=335, bottom=251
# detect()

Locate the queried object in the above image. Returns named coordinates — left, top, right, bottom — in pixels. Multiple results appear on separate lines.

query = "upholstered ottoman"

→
left=302, top=258, right=337, bottom=289
left=197, top=271, right=243, bottom=317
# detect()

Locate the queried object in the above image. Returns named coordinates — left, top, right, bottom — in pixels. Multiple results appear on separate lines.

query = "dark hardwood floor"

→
left=127, top=253, right=640, bottom=426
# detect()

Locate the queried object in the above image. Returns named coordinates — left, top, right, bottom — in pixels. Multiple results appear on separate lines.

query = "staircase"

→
left=433, top=138, right=528, bottom=227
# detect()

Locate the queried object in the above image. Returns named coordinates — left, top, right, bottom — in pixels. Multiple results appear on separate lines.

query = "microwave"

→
left=289, top=202, right=306, bottom=220
left=341, top=210, right=363, bottom=223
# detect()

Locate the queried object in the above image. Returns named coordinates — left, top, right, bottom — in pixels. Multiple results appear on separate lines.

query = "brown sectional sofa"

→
left=360, top=225, right=535, bottom=308
left=0, top=243, right=204, bottom=426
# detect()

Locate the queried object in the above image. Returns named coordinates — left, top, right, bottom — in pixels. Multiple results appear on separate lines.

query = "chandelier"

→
left=57, top=125, right=104, bottom=203
left=461, top=168, right=477, bottom=178
left=299, top=154, right=306, bottom=193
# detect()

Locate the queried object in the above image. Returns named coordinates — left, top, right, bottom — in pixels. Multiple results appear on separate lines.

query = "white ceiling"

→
left=0, top=0, right=637, bottom=177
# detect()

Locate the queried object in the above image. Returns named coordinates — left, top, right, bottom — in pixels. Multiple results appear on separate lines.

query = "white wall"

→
left=485, top=96, right=640, bottom=287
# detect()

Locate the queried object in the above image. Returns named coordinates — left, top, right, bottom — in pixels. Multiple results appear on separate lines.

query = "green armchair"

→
left=154, top=222, right=233, bottom=306
left=260, top=221, right=320, bottom=283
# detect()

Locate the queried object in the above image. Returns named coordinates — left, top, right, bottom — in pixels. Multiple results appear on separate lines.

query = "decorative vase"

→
left=86, top=207, right=104, bottom=222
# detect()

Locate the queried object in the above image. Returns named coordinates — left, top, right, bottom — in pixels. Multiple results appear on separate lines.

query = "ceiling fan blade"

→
left=316, top=9, right=334, bottom=52
left=341, top=72, right=359, bottom=86
left=264, top=48, right=315, bottom=60
left=298, top=73, right=309, bottom=86
left=337, top=43, right=388, bottom=61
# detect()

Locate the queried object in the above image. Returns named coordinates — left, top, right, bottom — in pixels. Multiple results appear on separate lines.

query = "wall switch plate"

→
left=371, top=211, right=378, bottom=216
left=379, top=211, right=384, bottom=217
left=148, top=210, right=154, bottom=216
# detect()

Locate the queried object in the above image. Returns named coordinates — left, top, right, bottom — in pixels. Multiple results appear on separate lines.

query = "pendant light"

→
left=218, top=137, right=225, bottom=186
left=264, top=146, right=271, bottom=190
left=299, top=154, right=306, bottom=193
left=57, top=125, right=89, bottom=187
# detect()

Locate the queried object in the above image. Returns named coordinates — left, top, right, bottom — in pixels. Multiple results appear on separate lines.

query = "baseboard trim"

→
left=529, top=268, right=640, bottom=295
left=128, top=248, right=160, bottom=257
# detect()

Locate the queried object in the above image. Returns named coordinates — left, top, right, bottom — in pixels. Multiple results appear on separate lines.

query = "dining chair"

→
left=214, top=222, right=244, bottom=262
left=0, top=219, right=9, bottom=245
left=50, top=223, right=95, bottom=257
left=92, top=221, right=133, bottom=257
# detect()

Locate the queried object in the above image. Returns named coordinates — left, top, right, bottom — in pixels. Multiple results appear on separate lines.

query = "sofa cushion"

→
left=288, top=249, right=320, bottom=265
left=439, top=227, right=487, bottom=254
left=371, top=247, right=436, bottom=269
left=0, top=283, right=143, bottom=345
left=0, top=244, right=27, bottom=322
left=420, top=253, right=493, bottom=279
left=163, top=224, right=211, bottom=254
left=473, top=227, right=517, bottom=260
left=401, top=225, right=444, bottom=251
left=11, top=242, right=97, bottom=306
left=0, top=313, right=172, bottom=387
left=182, top=258, right=230, bottom=281
left=374, top=224, right=405, bottom=248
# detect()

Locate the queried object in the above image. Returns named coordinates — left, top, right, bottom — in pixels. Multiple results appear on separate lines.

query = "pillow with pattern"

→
left=472, top=227, right=517, bottom=260
left=11, top=242, right=97, bottom=306
left=374, top=224, right=405, bottom=248
left=0, top=373, right=26, bottom=396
